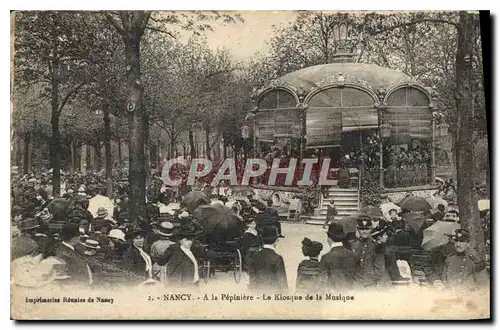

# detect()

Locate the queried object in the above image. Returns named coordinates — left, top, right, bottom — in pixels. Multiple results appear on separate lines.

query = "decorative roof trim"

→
left=303, top=82, right=380, bottom=108
left=255, top=79, right=301, bottom=108
left=382, top=81, right=433, bottom=107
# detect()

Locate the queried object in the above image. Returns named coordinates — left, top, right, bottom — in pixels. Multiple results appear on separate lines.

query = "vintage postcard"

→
left=10, top=10, right=490, bottom=320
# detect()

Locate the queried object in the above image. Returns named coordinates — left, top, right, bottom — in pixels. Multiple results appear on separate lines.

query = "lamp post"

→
left=431, top=111, right=447, bottom=184
left=378, top=123, right=392, bottom=189
left=241, top=123, right=250, bottom=162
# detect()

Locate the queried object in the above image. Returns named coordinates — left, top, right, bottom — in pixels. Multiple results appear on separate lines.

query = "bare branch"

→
left=144, top=25, right=176, bottom=39
left=368, top=18, right=458, bottom=37
left=105, top=13, right=124, bottom=36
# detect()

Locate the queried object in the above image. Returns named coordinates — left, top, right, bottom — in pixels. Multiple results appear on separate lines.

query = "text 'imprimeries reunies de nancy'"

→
left=25, top=297, right=114, bottom=304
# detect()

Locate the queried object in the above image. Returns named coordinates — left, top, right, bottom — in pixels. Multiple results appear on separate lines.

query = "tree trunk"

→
left=23, top=133, right=31, bottom=174
left=189, top=127, right=196, bottom=158
left=103, top=104, right=113, bottom=197
left=144, top=117, right=151, bottom=186
left=455, top=11, right=485, bottom=259
left=50, top=79, right=61, bottom=197
left=170, top=136, right=176, bottom=160
left=16, top=134, right=22, bottom=168
left=205, top=126, right=211, bottom=160
left=125, top=34, right=147, bottom=226
left=95, top=142, right=102, bottom=171
left=69, top=139, right=75, bottom=175
left=81, top=144, right=87, bottom=175
left=117, top=137, right=122, bottom=165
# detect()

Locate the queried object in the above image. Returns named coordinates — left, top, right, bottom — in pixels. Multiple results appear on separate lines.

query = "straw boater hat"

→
left=81, top=239, right=101, bottom=250
left=18, top=218, right=40, bottom=232
left=108, top=229, right=126, bottom=242
left=97, top=207, right=108, bottom=217
left=158, top=221, right=174, bottom=237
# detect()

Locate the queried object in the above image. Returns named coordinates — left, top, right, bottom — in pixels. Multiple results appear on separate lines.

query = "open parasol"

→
left=401, top=212, right=426, bottom=232
left=158, top=202, right=180, bottom=215
left=181, top=191, right=211, bottom=213
left=192, top=203, right=242, bottom=243
left=421, top=221, right=460, bottom=250
left=478, top=200, right=490, bottom=212
left=398, top=196, right=432, bottom=213
left=359, top=206, right=384, bottom=220
left=88, top=194, right=115, bottom=218
left=426, top=196, right=448, bottom=210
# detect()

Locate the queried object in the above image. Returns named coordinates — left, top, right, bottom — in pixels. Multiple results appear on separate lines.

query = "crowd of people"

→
left=11, top=167, right=488, bottom=293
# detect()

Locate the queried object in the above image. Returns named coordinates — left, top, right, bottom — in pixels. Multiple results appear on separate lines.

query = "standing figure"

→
left=442, top=229, right=488, bottom=288
left=318, top=223, right=358, bottom=290
left=122, top=227, right=153, bottom=281
left=296, top=238, right=323, bottom=293
left=150, top=222, right=176, bottom=284
left=54, top=222, right=94, bottom=287
left=323, top=200, right=338, bottom=229
left=350, top=216, right=386, bottom=288
left=240, top=217, right=262, bottom=271
left=163, top=227, right=200, bottom=288
left=12, top=218, right=40, bottom=261
left=247, top=226, right=288, bottom=293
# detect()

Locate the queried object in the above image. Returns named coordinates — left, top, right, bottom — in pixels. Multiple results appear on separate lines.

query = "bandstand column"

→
left=379, top=139, right=384, bottom=188
left=430, top=112, right=437, bottom=184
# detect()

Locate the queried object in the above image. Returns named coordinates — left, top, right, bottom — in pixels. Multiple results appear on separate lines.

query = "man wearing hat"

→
left=150, top=222, right=176, bottom=283
left=318, top=223, right=359, bottom=290
left=442, top=229, right=488, bottom=288
left=247, top=225, right=288, bottom=293
left=11, top=218, right=40, bottom=261
left=350, top=215, right=386, bottom=288
left=53, top=222, right=94, bottom=286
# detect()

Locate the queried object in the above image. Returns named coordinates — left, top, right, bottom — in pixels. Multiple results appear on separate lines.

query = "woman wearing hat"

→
left=241, top=217, right=262, bottom=271
left=150, top=222, right=176, bottom=284
left=122, top=227, right=153, bottom=281
left=161, top=225, right=201, bottom=288
left=296, top=237, right=323, bottom=293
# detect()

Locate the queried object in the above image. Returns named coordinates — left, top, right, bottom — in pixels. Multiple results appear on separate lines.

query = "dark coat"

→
left=442, top=252, right=488, bottom=287
left=247, top=247, right=288, bottom=293
left=351, top=238, right=386, bottom=287
left=241, top=231, right=262, bottom=269
left=296, top=258, right=321, bottom=293
left=318, top=245, right=358, bottom=290
left=122, top=245, right=148, bottom=279
left=54, top=242, right=93, bottom=286
left=165, top=246, right=199, bottom=286
left=33, top=233, right=56, bottom=258
left=11, top=234, right=39, bottom=261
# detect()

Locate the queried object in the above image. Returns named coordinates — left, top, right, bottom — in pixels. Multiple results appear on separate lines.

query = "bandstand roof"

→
left=277, top=62, right=410, bottom=91
left=253, top=61, right=434, bottom=148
